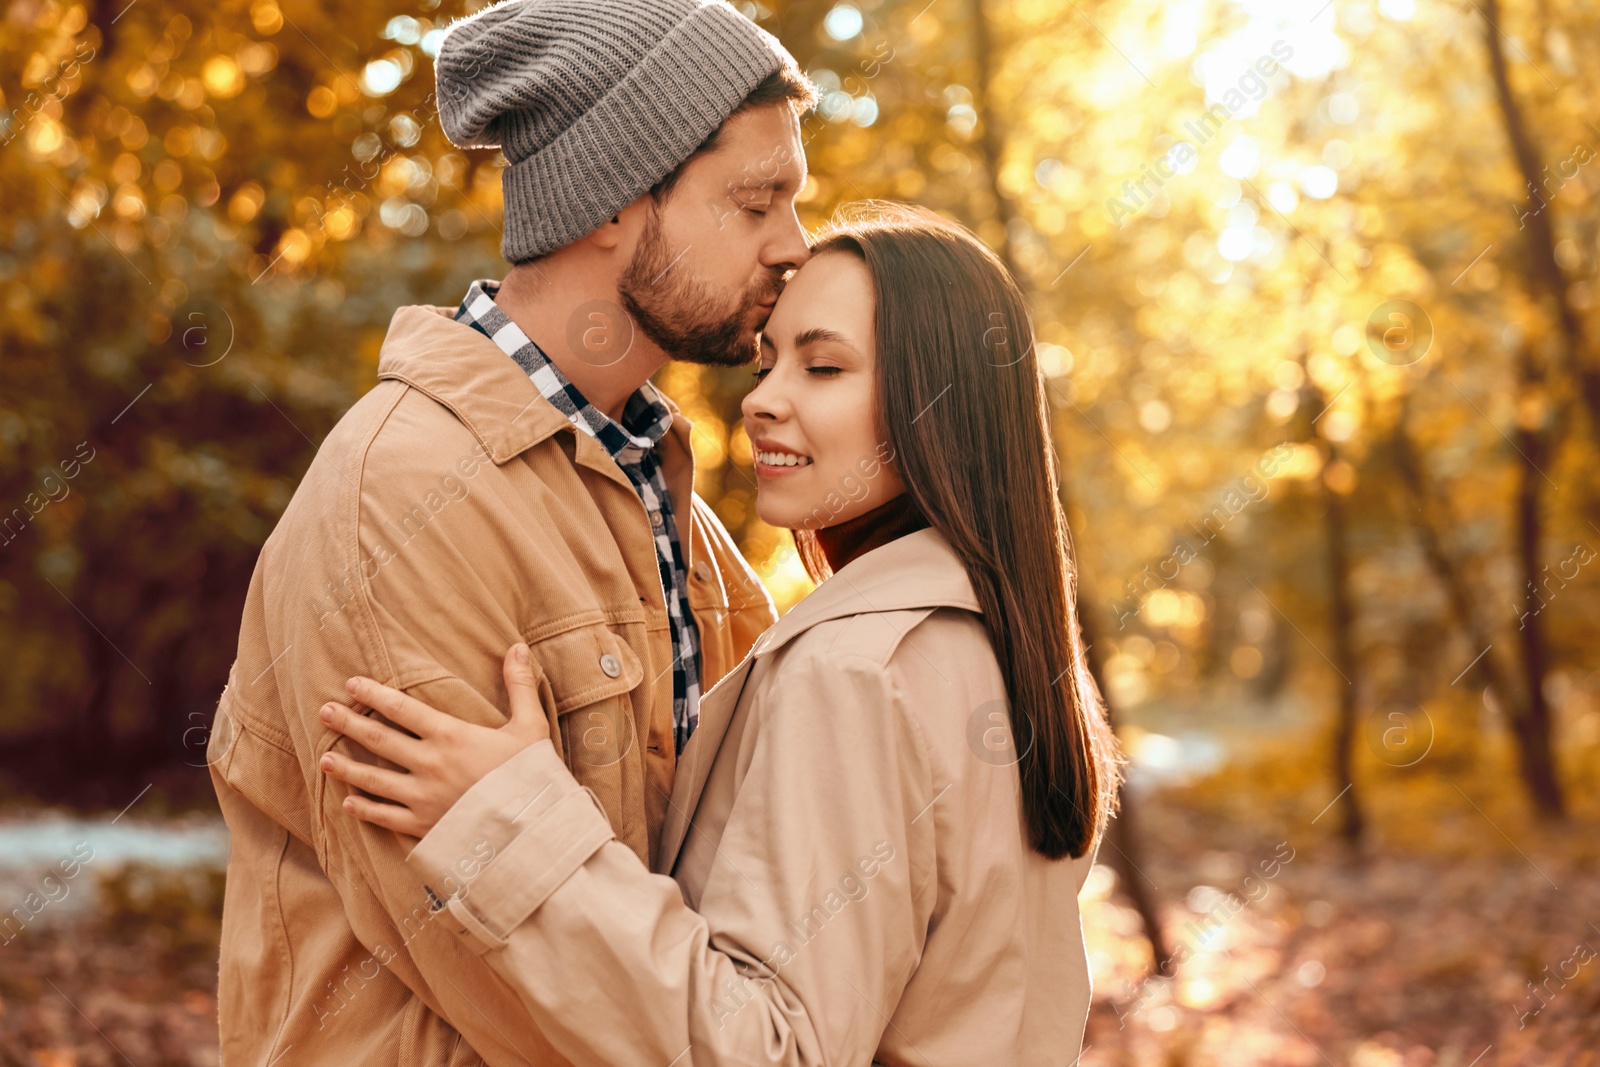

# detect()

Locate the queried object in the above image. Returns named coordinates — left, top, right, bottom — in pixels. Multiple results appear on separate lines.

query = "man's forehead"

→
left=716, top=109, right=807, bottom=180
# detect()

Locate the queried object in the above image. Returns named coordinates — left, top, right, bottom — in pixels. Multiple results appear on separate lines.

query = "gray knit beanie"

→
left=434, top=0, right=799, bottom=262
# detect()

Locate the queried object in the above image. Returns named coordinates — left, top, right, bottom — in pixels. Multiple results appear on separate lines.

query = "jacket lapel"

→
left=657, top=527, right=984, bottom=874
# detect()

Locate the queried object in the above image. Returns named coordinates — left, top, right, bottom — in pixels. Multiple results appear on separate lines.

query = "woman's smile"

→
left=751, top=440, right=815, bottom=476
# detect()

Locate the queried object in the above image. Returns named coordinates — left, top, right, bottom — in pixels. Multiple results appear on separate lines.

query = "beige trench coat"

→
left=411, top=527, right=1098, bottom=1066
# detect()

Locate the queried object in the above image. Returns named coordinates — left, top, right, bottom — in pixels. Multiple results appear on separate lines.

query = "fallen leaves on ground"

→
left=1, top=737, right=1596, bottom=1066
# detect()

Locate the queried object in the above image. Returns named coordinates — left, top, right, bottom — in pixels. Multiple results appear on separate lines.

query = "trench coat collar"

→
left=750, top=526, right=981, bottom=658
left=658, top=526, right=981, bottom=872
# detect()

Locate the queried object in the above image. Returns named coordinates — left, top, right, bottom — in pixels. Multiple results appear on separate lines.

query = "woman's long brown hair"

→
left=792, top=202, right=1119, bottom=860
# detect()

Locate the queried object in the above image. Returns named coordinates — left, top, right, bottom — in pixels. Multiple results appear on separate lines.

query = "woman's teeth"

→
left=756, top=450, right=813, bottom=467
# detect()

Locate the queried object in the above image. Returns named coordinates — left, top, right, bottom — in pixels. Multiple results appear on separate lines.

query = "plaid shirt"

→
left=455, top=280, right=703, bottom=753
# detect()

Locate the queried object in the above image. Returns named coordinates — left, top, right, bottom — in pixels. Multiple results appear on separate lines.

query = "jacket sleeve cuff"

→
left=405, top=740, right=615, bottom=951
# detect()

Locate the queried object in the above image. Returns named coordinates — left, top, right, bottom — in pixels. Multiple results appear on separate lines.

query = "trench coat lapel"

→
left=655, top=652, right=753, bottom=872
left=656, top=527, right=981, bottom=874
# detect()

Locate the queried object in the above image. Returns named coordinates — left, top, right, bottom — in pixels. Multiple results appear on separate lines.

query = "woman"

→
left=316, top=203, right=1120, bottom=1065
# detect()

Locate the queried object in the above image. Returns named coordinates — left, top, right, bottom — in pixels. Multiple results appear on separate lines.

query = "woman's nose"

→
left=741, top=374, right=783, bottom=424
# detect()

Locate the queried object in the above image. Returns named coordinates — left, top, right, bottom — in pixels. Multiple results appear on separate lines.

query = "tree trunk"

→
left=1480, top=0, right=1600, bottom=444
left=1510, top=351, right=1567, bottom=817
left=1389, top=393, right=1564, bottom=816
left=968, top=0, right=1021, bottom=273
left=1389, top=398, right=1523, bottom=713
left=1307, top=380, right=1363, bottom=844
left=1480, top=6, right=1588, bottom=810
left=74, top=603, right=118, bottom=758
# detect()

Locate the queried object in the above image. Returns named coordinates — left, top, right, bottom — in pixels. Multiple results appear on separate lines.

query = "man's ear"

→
left=588, top=194, right=652, bottom=253
left=587, top=215, right=625, bottom=251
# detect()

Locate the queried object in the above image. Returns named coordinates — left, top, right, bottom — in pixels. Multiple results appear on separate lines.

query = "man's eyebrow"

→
left=775, top=162, right=810, bottom=194
left=748, top=158, right=805, bottom=193
left=740, top=176, right=789, bottom=195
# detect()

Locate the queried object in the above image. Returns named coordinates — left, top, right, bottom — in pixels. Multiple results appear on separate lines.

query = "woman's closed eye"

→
left=806, top=365, right=843, bottom=378
left=753, top=364, right=842, bottom=381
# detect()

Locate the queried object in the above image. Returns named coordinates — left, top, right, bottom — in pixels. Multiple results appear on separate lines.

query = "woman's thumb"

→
left=503, top=643, right=539, bottom=728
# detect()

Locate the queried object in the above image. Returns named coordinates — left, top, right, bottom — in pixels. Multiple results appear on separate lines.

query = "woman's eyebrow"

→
left=793, top=326, right=858, bottom=352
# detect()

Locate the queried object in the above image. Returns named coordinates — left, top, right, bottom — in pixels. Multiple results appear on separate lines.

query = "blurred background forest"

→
left=2, top=0, right=1599, bottom=1063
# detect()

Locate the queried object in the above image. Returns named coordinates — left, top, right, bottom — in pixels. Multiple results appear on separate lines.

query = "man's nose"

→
left=767, top=207, right=811, bottom=271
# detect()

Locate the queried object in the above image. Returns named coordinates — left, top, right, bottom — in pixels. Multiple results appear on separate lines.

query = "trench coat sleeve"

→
left=407, top=651, right=940, bottom=1066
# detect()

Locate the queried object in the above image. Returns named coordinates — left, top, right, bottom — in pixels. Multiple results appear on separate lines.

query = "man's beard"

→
left=618, top=207, right=779, bottom=368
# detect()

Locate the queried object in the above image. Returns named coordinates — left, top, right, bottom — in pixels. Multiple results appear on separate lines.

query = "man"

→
left=208, top=1, right=815, bottom=1062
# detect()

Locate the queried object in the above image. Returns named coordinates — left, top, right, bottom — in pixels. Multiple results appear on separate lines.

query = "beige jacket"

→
left=410, top=527, right=1098, bottom=1066
left=208, top=304, right=775, bottom=1066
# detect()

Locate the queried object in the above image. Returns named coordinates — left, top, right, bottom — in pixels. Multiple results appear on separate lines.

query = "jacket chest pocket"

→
left=529, top=622, right=648, bottom=842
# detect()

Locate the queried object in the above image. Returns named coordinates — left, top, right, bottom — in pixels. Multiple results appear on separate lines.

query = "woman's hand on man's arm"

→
left=317, top=643, right=552, bottom=837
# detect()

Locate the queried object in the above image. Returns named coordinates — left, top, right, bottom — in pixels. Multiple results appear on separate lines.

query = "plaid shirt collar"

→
left=454, top=278, right=673, bottom=469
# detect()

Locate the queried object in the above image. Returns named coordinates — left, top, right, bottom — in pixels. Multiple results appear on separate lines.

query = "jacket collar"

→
left=658, top=526, right=980, bottom=873
left=376, top=304, right=574, bottom=466
left=751, top=526, right=982, bottom=657
left=375, top=306, right=699, bottom=553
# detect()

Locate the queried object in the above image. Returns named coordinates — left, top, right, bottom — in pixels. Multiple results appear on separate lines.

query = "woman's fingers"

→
left=503, top=644, right=537, bottom=726
left=340, top=793, right=432, bottom=838
left=320, top=749, right=419, bottom=808
left=319, top=651, right=548, bottom=834
left=319, top=700, right=424, bottom=770
left=502, top=643, right=553, bottom=743
left=344, top=676, right=449, bottom=739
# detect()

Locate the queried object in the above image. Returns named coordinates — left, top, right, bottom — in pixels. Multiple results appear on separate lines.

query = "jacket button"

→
left=693, top=562, right=711, bottom=582
left=599, top=653, right=622, bottom=678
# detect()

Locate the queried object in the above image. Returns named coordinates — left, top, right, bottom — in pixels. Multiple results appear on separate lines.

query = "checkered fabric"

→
left=455, top=279, right=703, bottom=753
